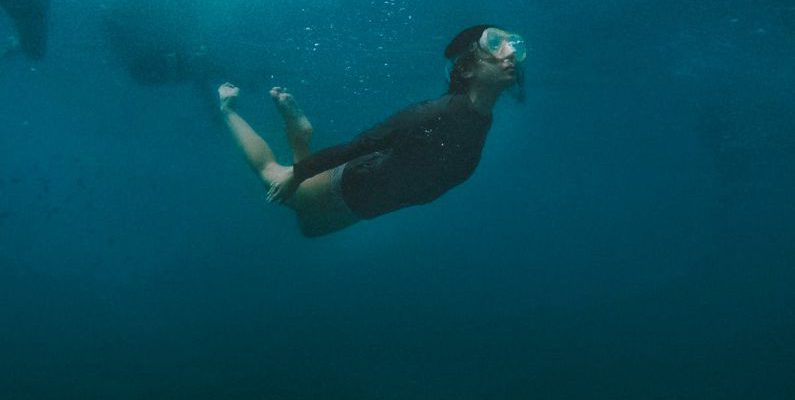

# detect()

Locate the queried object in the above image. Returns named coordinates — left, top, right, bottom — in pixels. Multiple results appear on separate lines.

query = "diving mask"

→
left=478, top=28, right=527, bottom=63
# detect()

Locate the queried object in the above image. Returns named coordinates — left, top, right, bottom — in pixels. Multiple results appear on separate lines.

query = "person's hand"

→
left=266, top=166, right=298, bottom=203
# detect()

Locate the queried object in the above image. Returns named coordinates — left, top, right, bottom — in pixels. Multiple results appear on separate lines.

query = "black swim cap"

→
left=444, top=24, right=496, bottom=60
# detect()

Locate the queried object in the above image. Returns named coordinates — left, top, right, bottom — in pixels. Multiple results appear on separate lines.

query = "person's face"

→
left=470, top=47, right=519, bottom=89
left=469, top=28, right=524, bottom=89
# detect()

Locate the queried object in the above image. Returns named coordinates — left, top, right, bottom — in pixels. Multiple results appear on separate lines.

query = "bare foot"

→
left=270, top=87, right=313, bottom=162
left=218, top=82, right=240, bottom=112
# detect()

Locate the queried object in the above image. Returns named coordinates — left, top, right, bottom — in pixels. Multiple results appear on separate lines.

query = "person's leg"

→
left=270, top=87, right=312, bottom=163
left=219, top=83, right=290, bottom=192
left=219, top=83, right=359, bottom=236
left=266, top=86, right=361, bottom=236
left=290, top=170, right=360, bottom=237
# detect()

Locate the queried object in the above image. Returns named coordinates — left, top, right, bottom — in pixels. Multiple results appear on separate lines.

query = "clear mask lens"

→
left=507, top=35, right=527, bottom=62
left=481, top=28, right=527, bottom=63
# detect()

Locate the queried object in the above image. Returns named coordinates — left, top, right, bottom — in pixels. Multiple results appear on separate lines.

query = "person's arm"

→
left=292, top=133, right=387, bottom=182
left=292, top=100, right=438, bottom=183
left=264, top=124, right=394, bottom=203
left=267, top=99, right=443, bottom=203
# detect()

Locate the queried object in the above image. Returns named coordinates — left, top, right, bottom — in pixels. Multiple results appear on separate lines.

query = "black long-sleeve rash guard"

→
left=292, top=94, right=493, bottom=219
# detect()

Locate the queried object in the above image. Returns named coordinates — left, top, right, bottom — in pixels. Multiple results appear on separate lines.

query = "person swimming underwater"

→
left=219, top=25, right=527, bottom=237
left=0, top=0, right=49, bottom=60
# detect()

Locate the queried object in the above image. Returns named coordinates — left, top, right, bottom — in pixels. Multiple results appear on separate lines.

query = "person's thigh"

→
left=292, top=170, right=360, bottom=236
left=291, top=170, right=334, bottom=211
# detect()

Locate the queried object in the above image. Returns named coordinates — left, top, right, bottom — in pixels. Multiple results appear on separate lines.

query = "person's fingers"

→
left=266, top=181, right=295, bottom=204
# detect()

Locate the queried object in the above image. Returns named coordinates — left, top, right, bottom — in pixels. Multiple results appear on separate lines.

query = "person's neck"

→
left=466, top=83, right=502, bottom=116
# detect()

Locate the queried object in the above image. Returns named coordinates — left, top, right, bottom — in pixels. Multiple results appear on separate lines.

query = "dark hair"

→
left=444, top=24, right=526, bottom=102
left=445, top=24, right=494, bottom=95
left=447, top=50, right=480, bottom=95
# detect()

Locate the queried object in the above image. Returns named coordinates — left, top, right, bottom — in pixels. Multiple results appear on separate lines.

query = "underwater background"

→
left=1, top=0, right=793, bottom=398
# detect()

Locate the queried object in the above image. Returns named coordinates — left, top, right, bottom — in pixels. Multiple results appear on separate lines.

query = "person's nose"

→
left=503, top=43, right=517, bottom=60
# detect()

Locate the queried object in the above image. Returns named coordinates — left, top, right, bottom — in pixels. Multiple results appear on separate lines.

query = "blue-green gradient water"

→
left=1, top=1, right=793, bottom=398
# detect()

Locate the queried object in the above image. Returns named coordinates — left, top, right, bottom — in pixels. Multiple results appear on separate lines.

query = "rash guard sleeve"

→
left=292, top=100, right=440, bottom=183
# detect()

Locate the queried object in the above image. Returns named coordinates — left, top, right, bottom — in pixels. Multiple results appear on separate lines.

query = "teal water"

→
left=1, top=1, right=793, bottom=398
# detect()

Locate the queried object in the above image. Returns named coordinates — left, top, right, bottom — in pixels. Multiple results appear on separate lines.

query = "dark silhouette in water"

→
left=102, top=11, right=221, bottom=86
left=102, top=0, right=230, bottom=115
left=0, top=0, right=49, bottom=59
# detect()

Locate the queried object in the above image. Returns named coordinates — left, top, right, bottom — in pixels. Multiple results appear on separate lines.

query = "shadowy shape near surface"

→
left=102, top=6, right=222, bottom=87
left=102, top=1, right=233, bottom=115
left=0, top=0, right=49, bottom=59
